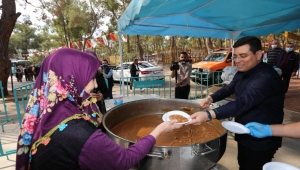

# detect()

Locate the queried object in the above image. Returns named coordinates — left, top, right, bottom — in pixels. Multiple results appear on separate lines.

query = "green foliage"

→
left=28, top=55, right=44, bottom=66
left=10, top=0, right=300, bottom=59
left=41, top=0, right=104, bottom=49
left=8, top=22, right=47, bottom=58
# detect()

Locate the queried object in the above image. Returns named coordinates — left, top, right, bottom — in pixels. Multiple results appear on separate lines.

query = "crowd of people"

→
left=15, top=36, right=299, bottom=170
left=15, top=65, right=40, bottom=82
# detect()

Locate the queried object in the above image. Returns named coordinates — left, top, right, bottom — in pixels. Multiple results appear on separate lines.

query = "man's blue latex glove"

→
left=245, top=122, right=273, bottom=138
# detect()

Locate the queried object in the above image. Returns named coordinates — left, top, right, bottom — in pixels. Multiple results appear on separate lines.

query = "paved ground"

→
left=1, top=66, right=300, bottom=169
left=284, top=77, right=300, bottom=112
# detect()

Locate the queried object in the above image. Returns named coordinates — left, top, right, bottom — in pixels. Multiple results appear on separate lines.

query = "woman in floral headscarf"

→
left=16, top=48, right=181, bottom=170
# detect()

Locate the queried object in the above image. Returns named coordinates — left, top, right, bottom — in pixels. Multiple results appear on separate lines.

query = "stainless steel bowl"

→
left=103, top=98, right=227, bottom=170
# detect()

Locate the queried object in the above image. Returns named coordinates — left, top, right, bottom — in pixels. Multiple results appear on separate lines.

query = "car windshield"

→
left=116, top=62, right=154, bottom=69
left=138, top=62, right=153, bottom=68
left=203, top=53, right=227, bottom=62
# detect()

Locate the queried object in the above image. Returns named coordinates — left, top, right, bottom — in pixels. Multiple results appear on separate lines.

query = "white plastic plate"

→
left=162, top=110, right=191, bottom=125
left=221, top=121, right=250, bottom=134
left=263, top=162, right=300, bottom=170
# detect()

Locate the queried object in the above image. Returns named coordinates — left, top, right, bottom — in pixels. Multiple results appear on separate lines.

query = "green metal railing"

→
left=117, top=71, right=224, bottom=100
left=0, top=138, right=16, bottom=160
left=0, top=81, right=14, bottom=132
left=119, top=75, right=171, bottom=98
left=189, top=71, right=223, bottom=100
left=13, top=82, right=35, bottom=126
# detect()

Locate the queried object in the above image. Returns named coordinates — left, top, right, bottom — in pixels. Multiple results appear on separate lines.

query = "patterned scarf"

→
left=16, top=48, right=102, bottom=170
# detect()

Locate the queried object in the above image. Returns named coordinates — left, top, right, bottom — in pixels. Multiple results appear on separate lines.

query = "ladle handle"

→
left=200, top=148, right=217, bottom=156
left=192, top=143, right=217, bottom=156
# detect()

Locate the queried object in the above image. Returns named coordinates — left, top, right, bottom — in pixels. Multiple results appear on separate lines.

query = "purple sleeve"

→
left=78, top=130, right=156, bottom=170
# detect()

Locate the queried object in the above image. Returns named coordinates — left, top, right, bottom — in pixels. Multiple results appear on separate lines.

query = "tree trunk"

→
left=170, top=36, right=176, bottom=48
left=197, top=38, right=202, bottom=47
left=205, top=37, right=213, bottom=52
left=219, top=39, right=223, bottom=48
left=127, top=35, right=130, bottom=53
left=135, top=35, right=144, bottom=60
left=0, top=0, right=21, bottom=96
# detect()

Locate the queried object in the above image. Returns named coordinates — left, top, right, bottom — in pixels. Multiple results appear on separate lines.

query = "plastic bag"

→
left=274, top=68, right=282, bottom=76
left=221, top=66, right=238, bottom=84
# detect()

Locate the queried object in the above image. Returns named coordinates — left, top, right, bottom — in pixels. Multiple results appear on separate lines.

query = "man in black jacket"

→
left=129, top=58, right=142, bottom=92
left=274, top=42, right=299, bottom=94
left=27, top=65, right=34, bottom=81
left=188, top=36, right=284, bottom=170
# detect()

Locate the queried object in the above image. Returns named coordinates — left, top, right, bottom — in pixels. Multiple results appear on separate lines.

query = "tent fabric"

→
left=118, top=0, right=300, bottom=39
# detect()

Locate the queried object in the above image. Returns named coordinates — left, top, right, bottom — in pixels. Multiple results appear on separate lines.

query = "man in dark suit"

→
left=274, top=42, right=299, bottom=94
left=129, top=58, right=142, bottom=92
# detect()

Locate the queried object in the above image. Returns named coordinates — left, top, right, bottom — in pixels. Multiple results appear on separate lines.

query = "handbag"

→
left=99, top=99, right=107, bottom=115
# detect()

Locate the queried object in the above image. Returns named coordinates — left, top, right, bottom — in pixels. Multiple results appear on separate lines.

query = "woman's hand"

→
left=150, top=120, right=183, bottom=139
left=90, top=92, right=103, bottom=101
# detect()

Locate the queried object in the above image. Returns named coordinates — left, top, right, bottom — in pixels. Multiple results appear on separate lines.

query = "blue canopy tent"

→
left=117, top=0, right=300, bottom=94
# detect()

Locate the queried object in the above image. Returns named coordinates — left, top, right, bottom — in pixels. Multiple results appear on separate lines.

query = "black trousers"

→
left=281, top=73, right=292, bottom=94
left=237, top=143, right=278, bottom=170
left=108, top=86, right=113, bottom=99
left=175, top=85, right=190, bottom=99
left=130, top=76, right=139, bottom=90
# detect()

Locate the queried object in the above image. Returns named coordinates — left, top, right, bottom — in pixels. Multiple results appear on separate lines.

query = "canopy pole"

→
left=118, top=33, right=125, bottom=96
left=231, top=39, right=235, bottom=66
left=229, top=31, right=241, bottom=67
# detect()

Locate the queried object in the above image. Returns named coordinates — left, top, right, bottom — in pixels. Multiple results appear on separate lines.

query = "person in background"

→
left=34, top=65, right=40, bottom=80
left=24, top=66, right=29, bottom=81
left=90, top=67, right=109, bottom=133
left=188, top=36, right=284, bottom=170
left=16, top=48, right=182, bottom=170
left=32, top=65, right=35, bottom=79
left=274, top=42, right=299, bottom=94
left=266, top=39, right=284, bottom=66
left=85, top=51, right=109, bottom=115
left=171, top=52, right=191, bottom=99
left=245, top=122, right=300, bottom=139
left=91, top=68, right=109, bottom=114
left=27, top=65, right=33, bottom=81
left=130, top=58, right=143, bottom=92
left=101, top=59, right=114, bottom=99
left=16, top=65, right=23, bottom=82
left=187, top=53, right=193, bottom=64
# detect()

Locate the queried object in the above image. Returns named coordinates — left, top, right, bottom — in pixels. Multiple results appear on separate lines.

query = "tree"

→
left=0, top=0, right=21, bottom=96
left=205, top=37, right=213, bottom=52
left=8, top=22, right=44, bottom=59
left=39, top=0, right=104, bottom=50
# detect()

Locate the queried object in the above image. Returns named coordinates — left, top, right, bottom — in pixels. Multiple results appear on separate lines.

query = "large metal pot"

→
left=103, top=98, right=227, bottom=170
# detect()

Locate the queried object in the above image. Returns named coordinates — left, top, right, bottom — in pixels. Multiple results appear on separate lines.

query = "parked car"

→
left=190, top=49, right=233, bottom=84
left=112, top=61, right=164, bottom=82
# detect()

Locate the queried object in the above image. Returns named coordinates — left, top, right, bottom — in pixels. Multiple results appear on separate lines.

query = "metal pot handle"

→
left=147, top=149, right=171, bottom=159
left=191, top=143, right=217, bottom=156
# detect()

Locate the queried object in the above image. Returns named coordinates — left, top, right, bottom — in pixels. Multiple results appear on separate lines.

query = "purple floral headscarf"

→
left=16, top=48, right=101, bottom=170
left=85, top=50, right=102, bottom=65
